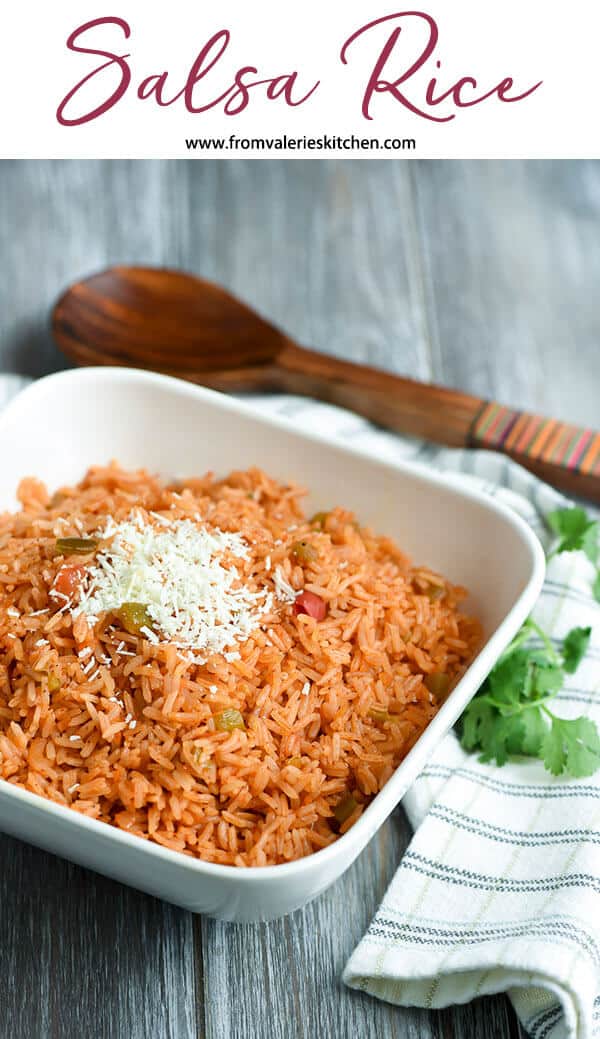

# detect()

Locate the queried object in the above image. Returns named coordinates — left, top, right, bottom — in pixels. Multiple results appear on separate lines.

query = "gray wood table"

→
left=1, top=159, right=598, bottom=1039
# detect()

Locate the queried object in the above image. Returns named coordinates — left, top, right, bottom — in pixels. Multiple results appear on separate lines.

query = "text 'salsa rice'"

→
left=0, top=464, right=480, bottom=866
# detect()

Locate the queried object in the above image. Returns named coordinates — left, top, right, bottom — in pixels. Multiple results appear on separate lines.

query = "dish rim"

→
left=0, top=366, right=546, bottom=880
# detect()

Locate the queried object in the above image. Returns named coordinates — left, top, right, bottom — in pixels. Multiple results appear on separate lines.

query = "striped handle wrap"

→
left=469, top=402, right=600, bottom=476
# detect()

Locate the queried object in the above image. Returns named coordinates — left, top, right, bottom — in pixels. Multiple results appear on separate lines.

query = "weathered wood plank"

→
left=411, top=159, right=600, bottom=426
left=0, top=835, right=197, bottom=1039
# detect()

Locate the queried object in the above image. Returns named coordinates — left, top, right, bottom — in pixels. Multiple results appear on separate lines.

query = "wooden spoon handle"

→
left=278, top=344, right=600, bottom=502
left=468, top=402, right=600, bottom=500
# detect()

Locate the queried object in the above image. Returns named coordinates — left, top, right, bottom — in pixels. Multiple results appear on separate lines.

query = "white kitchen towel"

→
left=2, top=376, right=599, bottom=1039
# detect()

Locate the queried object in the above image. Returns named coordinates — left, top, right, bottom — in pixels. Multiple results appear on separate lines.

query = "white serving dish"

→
left=0, top=367, right=545, bottom=921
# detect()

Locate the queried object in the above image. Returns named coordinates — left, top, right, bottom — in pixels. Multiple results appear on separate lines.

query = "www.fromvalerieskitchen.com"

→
left=185, top=134, right=416, bottom=152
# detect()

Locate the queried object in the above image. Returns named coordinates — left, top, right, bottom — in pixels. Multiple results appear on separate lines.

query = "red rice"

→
left=0, top=464, right=480, bottom=866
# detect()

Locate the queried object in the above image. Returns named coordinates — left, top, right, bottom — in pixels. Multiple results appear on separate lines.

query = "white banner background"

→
left=0, top=1, right=596, bottom=158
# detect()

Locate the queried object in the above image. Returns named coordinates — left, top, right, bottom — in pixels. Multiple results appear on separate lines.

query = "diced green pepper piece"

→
left=215, top=708, right=245, bottom=732
left=310, top=511, right=329, bottom=529
left=47, top=673, right=61, bottom=693
left=424, top=672, right=451, bottom=701
left=333, top=793, right=357, bottom=824
left=116, top=602, right=154, bottom=636
left=55, top=537, right=98, bottom=555
left=368, top=707, right=389, bottom=723
left=424, top=584, right=445, bottom=601
left=290, top=540, right=318, bottom=564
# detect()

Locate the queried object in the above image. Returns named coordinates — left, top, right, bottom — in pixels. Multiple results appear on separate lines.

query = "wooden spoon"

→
left=52, top=266, right=600, bottom=502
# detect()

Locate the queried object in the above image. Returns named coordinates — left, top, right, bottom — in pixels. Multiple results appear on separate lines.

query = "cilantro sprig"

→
left=460, top=620, right=597, bottom=776
left=459, top=506, right=599, bottom=778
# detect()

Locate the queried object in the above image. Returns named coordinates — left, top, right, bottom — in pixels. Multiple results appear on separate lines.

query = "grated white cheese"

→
left=149, top=511, right=170, bottom=525
left=301, top=681, right=311, bottom=697
left=273, top=566, right=297, bottom=604
left=74, top=513, right=273, bottom=661
left=101, top=515, right=118, bottom=538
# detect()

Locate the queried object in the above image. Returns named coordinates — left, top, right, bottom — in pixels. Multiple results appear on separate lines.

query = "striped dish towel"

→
left=2, top=378, right=599, bottom=1039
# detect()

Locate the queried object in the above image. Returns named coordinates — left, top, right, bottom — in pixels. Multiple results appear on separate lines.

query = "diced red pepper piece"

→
left=293, top=590, right=327, bottom=621
left=53, top=564, right=86, bottom=599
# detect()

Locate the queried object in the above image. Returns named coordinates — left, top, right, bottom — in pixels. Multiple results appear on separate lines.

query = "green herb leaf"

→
left=520, top=707, right=548, bottom=757
left=460, top=699, right=497, bottom=754
left=562, top=626, right=592, bottom=674
left=542, top=715, right=600, bottom=778
left=460, top=698, right=526, bottom=766
left=487, top=650, right=530, bottom=705
left=547, top=507, right=599, bottom=564
left=531, top=660, right=564, bottom=696
left=487, top=715, right=526, bottom=764
left=459, top=503, right=598, bottom=778
left=541, top=718, right=567, bottom=776
left=459, top=620, right=592, bottom=775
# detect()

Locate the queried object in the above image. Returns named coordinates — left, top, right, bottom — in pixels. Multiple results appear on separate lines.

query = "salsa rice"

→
left=0, top=464, right=481, bottom=866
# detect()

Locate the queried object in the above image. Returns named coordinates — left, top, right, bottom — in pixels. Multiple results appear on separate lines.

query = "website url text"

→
left=185, top=134, right=416, bottom=153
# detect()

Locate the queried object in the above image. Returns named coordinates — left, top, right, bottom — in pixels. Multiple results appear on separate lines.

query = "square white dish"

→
left=0, top=367, right=545, bottom=921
